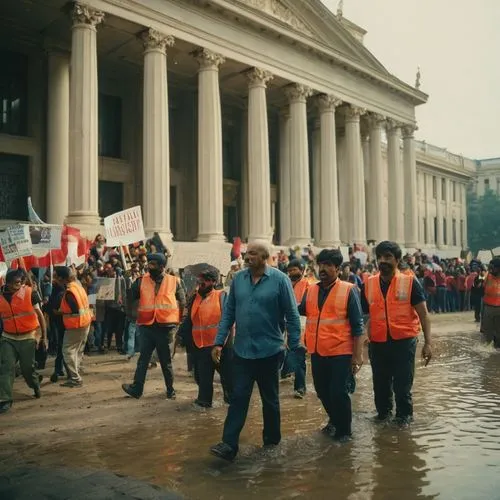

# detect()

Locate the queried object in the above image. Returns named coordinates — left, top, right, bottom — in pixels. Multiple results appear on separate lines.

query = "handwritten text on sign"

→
left=104, top=206, right=146, bottom=246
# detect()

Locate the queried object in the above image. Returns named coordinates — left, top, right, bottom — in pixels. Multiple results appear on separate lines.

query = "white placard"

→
left=104, top=206, right=145, bottom=247
left=95, top=277, right=116, bottom=301
left=0, top=232, right=18, bottom=262
left=7, top=225, right=32, bottom=257
left=27, top=224, right=62, bottom=250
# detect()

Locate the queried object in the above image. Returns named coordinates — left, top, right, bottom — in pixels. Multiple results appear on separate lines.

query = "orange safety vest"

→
left=137, top=274, right=179, bottom=326
left=484, top=274, right=500, bottom=307
left=191, top=289, right=223, bottom=348
left=293, top=278, right=309, bottom=305
left=0, top=285, right=39, bottom=334
left=304, top=280, right=354, bottom=357
left=61, top=282, right=92, bottom=330
left=365, top=272, right=420, bottom=343
left=361, top=272, right=371, bottom=284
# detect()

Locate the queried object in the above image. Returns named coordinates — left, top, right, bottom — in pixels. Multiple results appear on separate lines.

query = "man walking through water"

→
left=210, top=241, right=302, bottom=461
left=362, top=241, right=432, bottom=427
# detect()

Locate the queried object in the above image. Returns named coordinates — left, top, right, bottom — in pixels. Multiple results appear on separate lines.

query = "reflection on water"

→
left=2, top=317, right=500, bottom=499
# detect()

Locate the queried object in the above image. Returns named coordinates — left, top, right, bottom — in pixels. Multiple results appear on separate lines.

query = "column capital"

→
left=402, top=123, right=418, bottom=139
left=141, top=29, right=174, bottom=53
left=192, top=48, right=225, bottom=70
left=72, top=3, right=104, bottom=27
left=316, top=93, right=342, bottom=113
left=386, top=118, right=403, bottom=133
left=344, top=105, right=367, bottom=122
left=244, top=67, right=273, bottom=88
left=367, top=113, right=386, bottom=129
left=284, top=83, right=313, bottom=104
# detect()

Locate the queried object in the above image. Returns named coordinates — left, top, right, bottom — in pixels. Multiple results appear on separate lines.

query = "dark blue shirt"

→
left=215, top=266, right=301, bottom=359
left=297, top=280, right=364, bottom=336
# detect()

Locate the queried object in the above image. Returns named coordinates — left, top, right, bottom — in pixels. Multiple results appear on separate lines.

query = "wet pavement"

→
left=1, top=312, right=499, bottom=499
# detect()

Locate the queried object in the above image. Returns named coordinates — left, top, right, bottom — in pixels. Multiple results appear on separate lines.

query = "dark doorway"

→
left=98, top=180, right=123, bottom=218
left=224, top=206, right=238, bottom=242
left=0, top=153, right=28, bottom=220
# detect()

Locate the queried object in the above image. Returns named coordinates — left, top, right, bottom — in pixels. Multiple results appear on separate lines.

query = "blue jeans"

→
left=436, top=287, right=446, bottom=313
left=93, top=322, right=104, bottom=348
left=222, top=351, right=284, bottom=451
left=125, top=321, right=139, bottom=357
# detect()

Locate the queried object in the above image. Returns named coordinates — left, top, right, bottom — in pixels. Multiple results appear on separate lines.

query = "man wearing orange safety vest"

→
left=282, top=259, right=310, bottom=398
left=177, top=268, right=232, bottom=408
left=0, top=269, right=47, bottom=414
left=122, top=253, right=186, bottom=400
left=297, top=249, right=365, bottom=442
left=54, top=266, right=92, bottom=388
left=362, top=241, right=432, bottom=427
left=481, top=257, right=500, bottom=347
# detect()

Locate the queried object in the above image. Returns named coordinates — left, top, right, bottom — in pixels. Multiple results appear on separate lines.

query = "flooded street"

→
left=1, top=312, right=500, bottom=499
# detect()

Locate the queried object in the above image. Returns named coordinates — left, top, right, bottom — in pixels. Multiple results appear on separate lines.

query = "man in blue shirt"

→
left=210, top=241, right=302, bottom=461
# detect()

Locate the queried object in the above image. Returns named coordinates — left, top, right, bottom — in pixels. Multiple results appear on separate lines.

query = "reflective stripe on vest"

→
left=61, top=282, right=93, bottom=330
left=137, top=274, right=179, bottom=326
left=484, top=274, right=500, bottom=306
left=304, top=280, right=354, bottom=356
left=0, top=286, right=39, bottom=334
left=191, top=289, right=223, bottom=348
left=366, top=272, right=420, bottom=343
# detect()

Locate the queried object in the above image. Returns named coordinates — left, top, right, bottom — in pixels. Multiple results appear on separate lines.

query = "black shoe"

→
left=394, top=415, right=412, bottom=428
left=333, top=434, right=352, bottom=443
left=321, top=422, right=335, bottom=436
left=210, top=442, right=237, bottom=461
left=0, top=401, right=12, bottom=414
left=373, top=412, right=392, bottom=423
left=122, top=383, right=141, bottom=399
left=33, top=386, right=41, bottom=399
left=50, top=373, right=59, bottom=383
left=194, top=399, right=212, bottom=408
left=294, top=389, right=305, bottom=399
left=166, top=388, right=176, bottom=400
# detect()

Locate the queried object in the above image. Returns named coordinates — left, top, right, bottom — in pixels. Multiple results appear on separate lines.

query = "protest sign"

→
left=104, top=206, right=145, bottom=247
left=95, top=277, right=116, bottom=301
left=0, top=232, right=18, bottom=262
left=27, top=225, right=62, bottom=250
left=8, top=225, right=32, bottom=257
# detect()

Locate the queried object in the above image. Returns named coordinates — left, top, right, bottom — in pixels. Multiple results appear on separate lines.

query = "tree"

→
left=467, top=188, right=500, bottom=253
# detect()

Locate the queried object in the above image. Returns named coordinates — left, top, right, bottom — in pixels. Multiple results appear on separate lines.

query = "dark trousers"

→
left=459, top=291, right=466, bottom=311
left=436, top=286, right=446, bottom=312
left=474, top=299, right=482, bottom=322
left=193, top=346, right=217, bottom=405
left=281, top=349, right=307, bottom=392
left=369, top=337, right=417, bottom=419
left=311, top=354, right=353, bottom=437
left=132, top=325, right=175, bottom=395
left=222, top=351, right=283, bottom=451
left=53, top=323, right=67, bottom=376
left=105, top=308, right=125, bottom=350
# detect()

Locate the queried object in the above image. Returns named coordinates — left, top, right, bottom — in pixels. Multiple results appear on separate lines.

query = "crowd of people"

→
left=0, top=233, right=498, bottom=465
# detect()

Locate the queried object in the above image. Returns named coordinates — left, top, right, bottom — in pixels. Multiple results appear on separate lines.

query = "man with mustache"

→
left=362, top=241, right=432, bottom=427
left=297, top=249, right=365, bottom=442
left=122, top=253, right=185, bottom=400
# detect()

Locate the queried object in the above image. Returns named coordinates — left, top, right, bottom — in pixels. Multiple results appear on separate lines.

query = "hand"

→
left=351, top=356, right=363, bottom=375
left=38, top=337, right=48, bottom=350
left=422, top=343, right=432, bottom=366
left=211, top=346, right=222, bottom=365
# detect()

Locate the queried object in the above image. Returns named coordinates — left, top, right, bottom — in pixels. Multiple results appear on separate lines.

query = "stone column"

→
left=436, top=175, right=444, bottom=248
left=141, top=29, right=174, bottom=240
left=278, top=108, right=291, bottom=246
left=317, top=94, right=342, bottom=247
left=245, top=68, right=273, bottom=242
left=47, top=51, right=70, bottom=224
left=66, top=3, right=103, bottom=228
left=345, top=105, right=367, bottom=244
left=367, top=114, right=387, bottom=242
left=193, top=48, right=225, bottom=242
left=461, top=184, right=468, bottom=248
left=425, top=174, right=432, bottom=245
left=361, top=128, right=370, bottom=242
left=402, top=125, right=419, bottom=248
left=285, top=83, right=313, bottom=246
left=445, top=178, right=453, bottom=246
left=386, top=120, right=405, bottom=245
left=311, top=119, right=321, bottom=245
left=336, top=131, right=348, bottom=243
left=240, top=107, right=249, bottom=241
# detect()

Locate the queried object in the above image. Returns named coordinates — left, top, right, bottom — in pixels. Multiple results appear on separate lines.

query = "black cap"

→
left=199, top=269, right=219, bottom=282
left=147, top=253, right=167, bottom=266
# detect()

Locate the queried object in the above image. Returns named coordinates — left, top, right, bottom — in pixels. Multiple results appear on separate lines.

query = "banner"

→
left=95, top=277, right=116, bottom=301
left=8, top=225, right=32, bottom=257
left=0, top=232, right=18, bottom=262
left=27, top=224, right=62, bottom=250
left=104, top=206, right=145, bottom=247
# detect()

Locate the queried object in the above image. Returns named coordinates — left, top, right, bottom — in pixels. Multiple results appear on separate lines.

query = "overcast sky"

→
left=321, top=0, right=500, bottom=159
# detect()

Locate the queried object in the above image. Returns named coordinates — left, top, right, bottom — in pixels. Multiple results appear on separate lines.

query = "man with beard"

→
left=362, top=241, right=432, bottom=427
left=209, top=241, right=301, bottom=461
left=282, top=259, right=309, bottom=398
left=177, top=268, right=232, bottom=408
left=122, top=253, right=185, bottom=400
left=298, top=249, right=364, bottom=442
left=481, top=257, right=500, bottom=347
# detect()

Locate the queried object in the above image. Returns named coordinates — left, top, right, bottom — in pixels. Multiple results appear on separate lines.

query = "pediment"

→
left=233, top=0, right=390, bottom=76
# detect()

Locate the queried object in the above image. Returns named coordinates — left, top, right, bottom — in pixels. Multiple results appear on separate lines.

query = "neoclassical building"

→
left=0, top=0, right=477, bottom=265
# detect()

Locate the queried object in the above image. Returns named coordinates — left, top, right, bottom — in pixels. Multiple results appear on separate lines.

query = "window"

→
left=484, top=178, right=490, bottom=191
left=441, top=178, right=446, bottom=200
left=443, top=218, right=447, bottom=245
left=0, top=153, right=29, bottom=219
left=453, top=181, right=456, bottom=202
left=432, top=176, right=437, bottom=199
left=98, top=94, right=122, bottom=158
left=452, top=219, right=457, bottom=246
left=98, top=180, right=123, bottom=218
left=0, top=50, right=28, bottom=136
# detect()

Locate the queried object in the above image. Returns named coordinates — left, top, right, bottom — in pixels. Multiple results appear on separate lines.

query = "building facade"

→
left=0, top=0, right=477, bottom=266
left=475, top=158, right=500, bottom=197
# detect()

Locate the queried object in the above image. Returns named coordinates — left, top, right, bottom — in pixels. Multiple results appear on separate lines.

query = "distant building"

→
left=475, top=158, right=500, bottom=197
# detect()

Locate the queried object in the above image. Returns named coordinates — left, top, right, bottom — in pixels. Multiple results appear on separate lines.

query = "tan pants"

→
left=62, top=325, right=90, bottom=383
left=481, top=304, right=500, bottom=347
